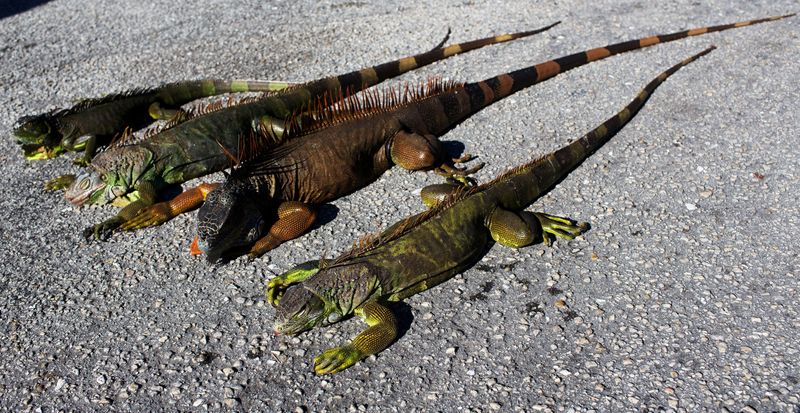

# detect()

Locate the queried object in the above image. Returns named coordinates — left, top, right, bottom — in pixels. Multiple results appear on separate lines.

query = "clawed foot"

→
left=266, top=277, right=295, bottom=306
left=314, top=345, right=363, bottom=375
left=535, top=213, right=590, bottom=246
left=120, top=203, right=173, bottom=230
left=434, top=156, right=485, bottom=186
left=72, top=156, right=91, bottom=167
left=45, top=174, right=76, bottom=191
left=83, top=217, right=124, bottom=241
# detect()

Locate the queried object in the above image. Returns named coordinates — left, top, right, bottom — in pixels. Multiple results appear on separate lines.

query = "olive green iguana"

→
left=135, top=13, right=792, bottom=262
left=56, top=23, right=560, bottom=239
left=267, top=45, right=716, bottom=375
left=14, top=79, right=297, bottom=165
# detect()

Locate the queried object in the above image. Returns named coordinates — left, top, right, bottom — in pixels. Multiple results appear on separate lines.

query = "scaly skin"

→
left=63, top=23, right=561, bottom=240
left=269, top=46, right=716, bottom=374
left=180, top=13, right=793, bottom=262
left=14, top=79, right=296, bottom=164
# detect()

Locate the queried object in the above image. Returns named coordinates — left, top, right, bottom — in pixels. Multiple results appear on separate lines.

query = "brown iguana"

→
left=14, top=79, right=297, bottom=165
left=57, top=23, right=559, bottom=240
left=267, top=45, right=716, bottom=374
left=143, top=14, right=791, bottom=261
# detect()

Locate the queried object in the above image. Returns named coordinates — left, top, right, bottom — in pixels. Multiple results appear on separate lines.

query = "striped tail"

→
left=158, top=79, right=298, bottom=105
left=463, top=14, right=793, bottom=112
left=490, top=46, right=717, bottom=210
left=295, top=22, right=561, bottom=102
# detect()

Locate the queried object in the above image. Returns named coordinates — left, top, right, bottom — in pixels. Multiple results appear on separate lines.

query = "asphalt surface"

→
left=1, top=1, right=798, bottom=411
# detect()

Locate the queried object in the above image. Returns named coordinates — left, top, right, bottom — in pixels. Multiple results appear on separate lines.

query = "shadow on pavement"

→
left=0, top=0, right=52, bottom=20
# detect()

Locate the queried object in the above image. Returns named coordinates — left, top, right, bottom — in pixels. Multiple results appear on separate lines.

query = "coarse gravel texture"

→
left=1, top=0, right=798, bottom=412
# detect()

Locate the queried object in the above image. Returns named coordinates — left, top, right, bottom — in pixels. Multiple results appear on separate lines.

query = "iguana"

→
left=14, top=79, right=297, bottom=165
left=57, top=23, right=560, bottom=239
left=14, top=30, right=463, bottom=164
left=152, top=13, right=791, bottom=262
left=267, top=45, right=716, bottom=375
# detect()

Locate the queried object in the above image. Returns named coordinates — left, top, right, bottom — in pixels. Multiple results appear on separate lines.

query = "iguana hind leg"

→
left=120, top=183, right=220, bottom=230
left=486, top=208, right=589, bottom=248
left=390, top=131, right=484, bottom=182
left=314, top=300, right=397, bottom=375
left=248, top=201, right=316, bottom=258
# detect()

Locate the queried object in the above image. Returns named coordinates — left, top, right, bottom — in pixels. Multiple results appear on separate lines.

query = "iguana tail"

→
left=269, top=21, right=561, bottom=115
left=156, top=79, right=297, bottom=105
left=462, top=13, right=793, bottom=113
left=488, top=46, right=716, bottom=210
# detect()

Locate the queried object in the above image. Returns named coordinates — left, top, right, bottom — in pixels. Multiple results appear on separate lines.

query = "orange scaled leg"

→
left=119, top=183, right=220, bottom=230
left=248, top=201, right=316, bottom=258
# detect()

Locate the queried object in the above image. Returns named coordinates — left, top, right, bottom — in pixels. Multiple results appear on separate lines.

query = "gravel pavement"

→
left=1, top=1, right=798, bottom=411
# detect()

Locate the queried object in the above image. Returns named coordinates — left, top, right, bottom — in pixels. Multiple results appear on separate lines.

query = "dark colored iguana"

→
left=162, top=13, right=791, bottom=262
left=58, top=23, right=560, bottom=239
left=267, top=45, right=716, bottom=375
left=14, top=79, right=296, bottom=164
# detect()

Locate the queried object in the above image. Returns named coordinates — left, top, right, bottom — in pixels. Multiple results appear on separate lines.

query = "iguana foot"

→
left=120, top=203, right=174, bottom=230
left=23, top=145, right=61, bottom=161
left=434, top=160, right=485, bottom=186
left=314, top=345, right=363, bottom=375
left=45, top=174, right=76, bottom=191
left=535, top=213, right=590, bottom=246
left=72, top=156, right=91, bottom=167
left=266, top=277, right=296, bottom=306
left=83, top=217, right=124, bottom=241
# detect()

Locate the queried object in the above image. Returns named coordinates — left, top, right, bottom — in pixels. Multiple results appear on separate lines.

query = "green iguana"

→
left=267, top=45, right=716, bottom=375
left=158, top=13, right=791, bottom=262
left=56, top=23, right=560, bottom=239
left=14, top=79, right=297, bottom=164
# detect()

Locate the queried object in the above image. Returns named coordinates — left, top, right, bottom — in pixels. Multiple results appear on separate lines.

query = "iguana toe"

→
left=120, top=204, right=172, bottom=230
left=83, top=217, right=123, bottom=242
left=45, top=174, right=76, bottom=191
left=266, top=277, right=291, bottom=306
left=314, top=345, right=363, bottom=375
left=535, top=213, right=590, bottom=245
left=72, top=156, right=91, bottom=167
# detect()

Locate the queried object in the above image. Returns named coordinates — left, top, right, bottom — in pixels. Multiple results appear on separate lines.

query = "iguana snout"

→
left=273, top=285, right=326, bottom=336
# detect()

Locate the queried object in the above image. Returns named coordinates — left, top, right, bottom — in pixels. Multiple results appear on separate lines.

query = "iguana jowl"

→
left=267, top=46, right=716, bottom=375
left=14, top=79, right=296, bottom=164
left=59, top=23, right=559, bottom=239
left=170, top=13, right=792, bottom=261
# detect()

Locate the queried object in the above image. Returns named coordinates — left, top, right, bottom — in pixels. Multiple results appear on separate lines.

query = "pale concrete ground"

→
left=0, top=0, right=798, bottom=411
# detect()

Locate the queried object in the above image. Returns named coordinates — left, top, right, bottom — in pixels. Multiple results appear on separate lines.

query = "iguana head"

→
left=65, top=146, right=152, bottom=206
left=273, top=284, right=328, bottom=336
left=195, top=179, right=266, bottom=262
left=13, top=114, right=63, bottom=160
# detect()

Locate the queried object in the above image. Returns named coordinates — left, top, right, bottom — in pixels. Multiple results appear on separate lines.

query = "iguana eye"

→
left=79, top=179, right=90, bottom=190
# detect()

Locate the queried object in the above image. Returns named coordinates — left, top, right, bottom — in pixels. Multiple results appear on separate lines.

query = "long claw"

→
left=452, top=153, right=476, bottom=164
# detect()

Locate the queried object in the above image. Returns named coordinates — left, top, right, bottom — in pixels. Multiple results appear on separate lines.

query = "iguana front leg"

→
left=120, top=183, right=220, bottom=230
left=314, top=300, right=398, bottom=375
left=83, top=180, right=159, bottom=241
left=486, top=208, right=589, bottom=248
left=266, top=260, right=321, bottom=306
left=248, top=201, right=316, bottom=258
left=45, top=174, right=76, bottom=191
